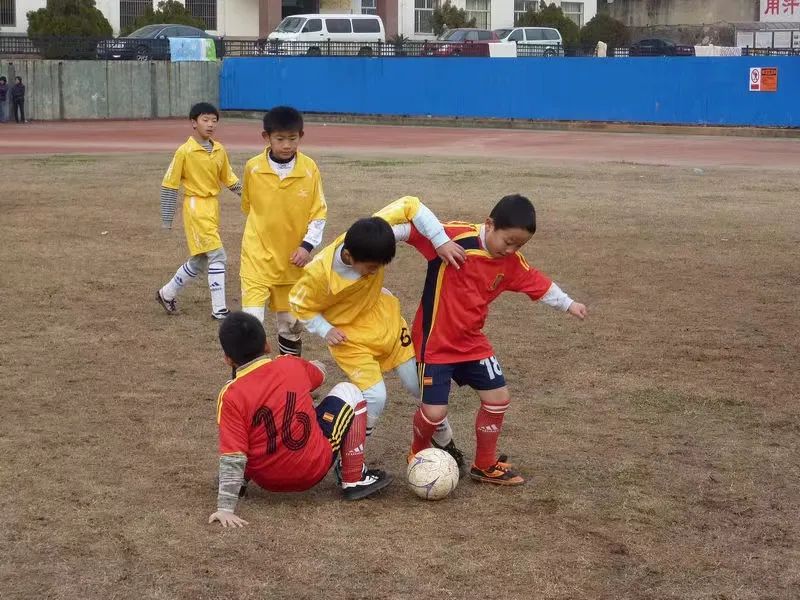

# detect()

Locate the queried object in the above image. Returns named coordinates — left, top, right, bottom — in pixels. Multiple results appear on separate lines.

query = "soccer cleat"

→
left=156, top=290, right=177, bottom=315
left=432, top=438, right=466, bottom=471
left=470, top=455, right=525, bottom=486
left=341, top=468, right=393, bottom=500
left=212, top=308, right=230, bottom=321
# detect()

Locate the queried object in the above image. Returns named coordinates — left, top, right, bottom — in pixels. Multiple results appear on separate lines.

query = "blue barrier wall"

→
left=221, top=57, right=800, bottom=127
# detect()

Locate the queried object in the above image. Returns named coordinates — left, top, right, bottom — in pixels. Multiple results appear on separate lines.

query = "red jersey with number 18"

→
left=406, top=222, right=553, bottom=364
left=216, top=355, right=330, bottom=492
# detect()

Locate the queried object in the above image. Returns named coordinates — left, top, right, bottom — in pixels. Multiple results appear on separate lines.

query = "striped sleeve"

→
left=160, top=186, right=179, bottom=228
left=229, top=181, right=243, bottom=197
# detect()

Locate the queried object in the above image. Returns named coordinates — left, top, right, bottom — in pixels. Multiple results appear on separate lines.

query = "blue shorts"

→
left=419, top=356, right=506, bottom=406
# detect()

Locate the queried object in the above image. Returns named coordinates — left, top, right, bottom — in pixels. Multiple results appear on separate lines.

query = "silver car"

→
left=494, top=26, right=564, bottom=57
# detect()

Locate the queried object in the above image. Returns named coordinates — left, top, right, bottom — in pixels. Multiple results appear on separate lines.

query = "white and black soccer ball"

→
left=406, top=448, right=459, bottom=500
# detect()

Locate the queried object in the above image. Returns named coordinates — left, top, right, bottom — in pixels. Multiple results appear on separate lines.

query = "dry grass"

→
left=1, top=150, right=798, bottom=600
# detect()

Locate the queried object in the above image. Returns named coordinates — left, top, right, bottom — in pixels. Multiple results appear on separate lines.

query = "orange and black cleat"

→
left=469, top=455, right=525, bottom=486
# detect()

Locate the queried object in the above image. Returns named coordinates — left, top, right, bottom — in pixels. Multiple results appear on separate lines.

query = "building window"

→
left=186, top=0, right=216, bottom=31
left=415, top=0, right=438, bottom=34
left=0, top=0, right=15, bottom=26
left=466, top=0, right=490, bottom=29
left=513, top=0, right=537, bottom=25
left=119, top=0, right=151, bottom=31
left=561, top=1, right=583, bottom=27
left=361, top=0, right=377, bottom=15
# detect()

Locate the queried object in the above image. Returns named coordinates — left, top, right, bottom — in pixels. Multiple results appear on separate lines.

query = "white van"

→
left=264, top=14, right=385, bottom=55
left=494, top=26, right=564, bottom=56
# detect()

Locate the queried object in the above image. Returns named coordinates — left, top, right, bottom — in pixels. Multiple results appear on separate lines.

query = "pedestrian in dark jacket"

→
left=0, top=77, right=8, bottom=123
left=11, top=76, right=26, bottom=124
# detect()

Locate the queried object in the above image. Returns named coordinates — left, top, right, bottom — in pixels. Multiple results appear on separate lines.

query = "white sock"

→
left=161, top=261, right=199, bottom=301
left=242, top=306, right=265, bottom=323
left=432, top=418, right=453, bottom=447
left=208, top=262, right=226, bottom=314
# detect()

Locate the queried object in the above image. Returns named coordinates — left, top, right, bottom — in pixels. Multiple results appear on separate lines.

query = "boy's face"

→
left=192, top=113, right=218, bottom=139
left=341, top=249, right=383, bottom=276
left=484, top=219, right=533, bottom=258
left=264, top=129, right=302, bottom=161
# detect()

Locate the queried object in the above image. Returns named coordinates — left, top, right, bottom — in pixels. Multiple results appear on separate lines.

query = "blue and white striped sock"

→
left=208, top=262, right=226, bottom=314
left=161, top=261, right=199, bottom=301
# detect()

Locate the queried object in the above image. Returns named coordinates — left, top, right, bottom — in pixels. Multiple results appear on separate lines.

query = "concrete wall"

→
left=221, top=55, right=800, bottom=127
left=0, top=59, right=220, bottom=120
left=607, top=0, right=758, bottom=27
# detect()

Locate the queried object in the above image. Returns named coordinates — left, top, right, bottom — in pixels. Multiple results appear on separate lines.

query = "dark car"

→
left=628, top=38, right=694, bottom=57
left=96, top=24, right=223, bottom=61
left=424, top=28, right=500, bottom=56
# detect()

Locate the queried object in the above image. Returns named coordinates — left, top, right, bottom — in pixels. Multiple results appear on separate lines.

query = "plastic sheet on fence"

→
left=693, top=45, right=743, bottom=57
left=169, top=37, right=217, bottom=62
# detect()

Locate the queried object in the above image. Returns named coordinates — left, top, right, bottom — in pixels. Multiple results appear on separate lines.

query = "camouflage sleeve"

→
left=217, top=454, right=247, bottom=513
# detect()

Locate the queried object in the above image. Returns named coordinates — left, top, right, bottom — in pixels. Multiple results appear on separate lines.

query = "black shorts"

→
left=314, top=394, right=355, bottom=456
left=419, top=356, right=507, bottom=406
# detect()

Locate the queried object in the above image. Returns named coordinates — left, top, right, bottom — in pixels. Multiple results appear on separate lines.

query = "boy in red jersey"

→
left=404, top=195, right=587, bottom=486
left=208, top=312, right=391, bottom=528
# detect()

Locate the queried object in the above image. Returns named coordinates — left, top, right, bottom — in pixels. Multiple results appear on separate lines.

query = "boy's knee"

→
left=327, top=382, right=363, bottom=411
left=206, top=247, right=227, bottom=265
left=362, top=380, right=387, bottom=427
left=242, top=306, right=265, bottom=323
left=276, top=312, right=302, bottom=337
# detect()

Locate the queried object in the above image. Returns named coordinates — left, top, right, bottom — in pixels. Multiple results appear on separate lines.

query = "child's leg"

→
left=395, top=358, right=455, bottom=448
left=474, top=386, right=511, bottom=469
left=275, top=312, right=303, bottom=356
left=159, top=253, right=206, bottom=303
left=206, top=247, right=228, bottom=317
left=410, top=362, right=454, bottom=455
left=241, top=277, right=268, bottom=324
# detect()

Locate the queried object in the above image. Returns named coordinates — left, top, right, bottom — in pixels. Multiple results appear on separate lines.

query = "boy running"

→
left=156, top=102, right=241, bottom=320
left=406, top=194, right=587, bottom=485
left=209, top=312, right=391, bottom=528
left=240, top=107, right=327, bottom=356
left=289, top=197, right=466, bottom=459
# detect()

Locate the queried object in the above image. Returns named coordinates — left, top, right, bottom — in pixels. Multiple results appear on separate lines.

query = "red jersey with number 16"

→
left=216, top=355, right=330, bottom=492
left=407, top=222, right=553, bottom=364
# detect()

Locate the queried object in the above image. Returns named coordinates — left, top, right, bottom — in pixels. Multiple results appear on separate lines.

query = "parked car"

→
left=628, top=38, right=694, bottom=57
left=96, top=24, right=223, bottom=61
left=423, top=28, right=500, bottom=56
left=260, top=14, right=385, bottom=56
left=494, top=26, right=564, bottom=56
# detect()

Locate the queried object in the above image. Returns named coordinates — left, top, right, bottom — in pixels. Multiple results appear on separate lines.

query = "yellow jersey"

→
left=240, top=150, right=327, bottom=285
left=162, top=136, right=239, bottom=197
left=289, top=196, right=424, bottom=326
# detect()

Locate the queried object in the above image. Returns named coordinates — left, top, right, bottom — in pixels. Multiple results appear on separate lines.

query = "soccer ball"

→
left=406, top=448, right=459, bottom=500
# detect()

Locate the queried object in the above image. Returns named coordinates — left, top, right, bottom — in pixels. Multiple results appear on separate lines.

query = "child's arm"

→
left=291, top=169, right=328, bottom=267
left=208, top=389, right=250, bottom=528
left=160, top=149, right=185, bottom=230
left=289, top=269, right=345, bottom=346
left=511, top=256, right=588, bottom=320
left=375, top=196, right=466, bottom=269
left=241, top=162, right=252, bottom=216
left=220, top=149, right=242, bottom=197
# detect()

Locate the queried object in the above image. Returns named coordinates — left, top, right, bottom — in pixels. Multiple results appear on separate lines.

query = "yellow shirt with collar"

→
left=240, top=150, right=327, bottom=285
left=162, top=136, right=239, bottom=255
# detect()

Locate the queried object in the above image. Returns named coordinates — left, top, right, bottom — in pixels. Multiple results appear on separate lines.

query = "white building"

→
left=0, top=0, right=596, bottom=40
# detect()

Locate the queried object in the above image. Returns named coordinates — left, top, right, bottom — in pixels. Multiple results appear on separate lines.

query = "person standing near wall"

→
left=11, top=77, right=26, bottom=124
left=0, top=77, right=8, bottom=123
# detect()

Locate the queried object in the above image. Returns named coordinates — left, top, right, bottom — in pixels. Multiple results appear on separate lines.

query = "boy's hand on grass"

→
left=325, top=328, right=347, bottom=346
left=290, top=247, right=311, bottom=267
left=567, top=302, right=587, bottom=320
left=208, top=511, right=249, bottom=528
left=436, top=241, right=467, bottom=270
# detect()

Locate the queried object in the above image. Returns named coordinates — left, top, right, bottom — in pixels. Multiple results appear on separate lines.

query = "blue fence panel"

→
left=220, top=57, right=800, bottom=127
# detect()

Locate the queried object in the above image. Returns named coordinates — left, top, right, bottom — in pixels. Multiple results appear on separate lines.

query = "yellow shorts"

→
left=241, top=278, right=294, bottom=313
left=183, top=195, right=222, bottom=256
left=329, top=291, right=415, bottom=391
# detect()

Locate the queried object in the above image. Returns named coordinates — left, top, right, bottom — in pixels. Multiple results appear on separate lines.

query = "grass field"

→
left=1, top=149, right=798, bottom=599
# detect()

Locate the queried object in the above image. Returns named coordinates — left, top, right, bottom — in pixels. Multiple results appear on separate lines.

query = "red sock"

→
left=474, top=402, right=509, bottom=469
left=411, top=406, right=443, bottom=455
left=340, top=400, right=367, bottom=484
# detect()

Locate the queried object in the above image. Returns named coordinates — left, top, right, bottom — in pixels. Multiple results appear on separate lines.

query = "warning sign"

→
left=749, top=67, right=778, bottom=92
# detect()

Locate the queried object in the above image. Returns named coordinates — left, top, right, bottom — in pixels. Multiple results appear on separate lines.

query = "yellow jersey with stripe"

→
left=240, top=151, right=327, bottom=285
left=162, top=136, right=239, bottom=255
left=288, top=196, right=430, bottom=328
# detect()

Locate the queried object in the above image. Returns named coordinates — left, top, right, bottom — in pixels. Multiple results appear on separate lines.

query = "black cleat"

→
left=432, top=438, right=466, bottom=471
left=341, top=468, right=393, bottom=500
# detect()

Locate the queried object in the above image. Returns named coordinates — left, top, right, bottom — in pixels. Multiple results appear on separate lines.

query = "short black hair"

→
left=218, top=311, right=267, bottom=366
left=190, top=102, right=219, bottom=121
left=263, top=106, right=304, bottom=134
left=343, top=217, right=397, bottom=265
left=14, top=76, right=21, bottom=83
left=0, top=77, right=6, bottom=83
left=489, top=194, right=536, bottom=233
